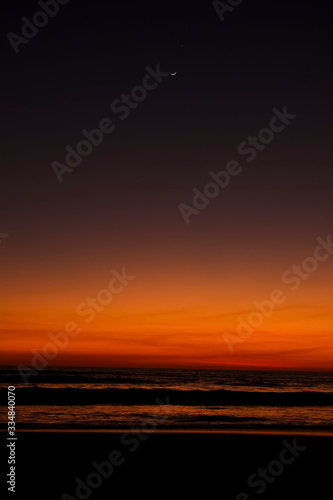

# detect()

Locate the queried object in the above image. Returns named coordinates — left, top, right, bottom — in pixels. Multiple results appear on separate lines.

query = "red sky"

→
left=1, top=0, right=333, bottom=372
left=1, top=229, right=332, bottom=371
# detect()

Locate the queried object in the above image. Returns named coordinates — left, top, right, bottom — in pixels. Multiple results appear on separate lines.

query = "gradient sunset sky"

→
left=1, top=0, right=332, bottom=370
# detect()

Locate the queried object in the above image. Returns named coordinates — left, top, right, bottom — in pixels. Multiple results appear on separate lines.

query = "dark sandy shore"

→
left=2, top=430, right=331, bottom=500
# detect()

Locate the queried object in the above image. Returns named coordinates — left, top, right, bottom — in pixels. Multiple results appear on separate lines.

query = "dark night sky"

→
left=1, top=0, right=333, bottom=369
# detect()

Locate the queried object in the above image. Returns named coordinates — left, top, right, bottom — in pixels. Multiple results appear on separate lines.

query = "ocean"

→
left=0, top=367, right=332, bottom=430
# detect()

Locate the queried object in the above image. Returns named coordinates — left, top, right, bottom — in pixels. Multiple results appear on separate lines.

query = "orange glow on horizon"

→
left=1, top=233, right=333, bottom=371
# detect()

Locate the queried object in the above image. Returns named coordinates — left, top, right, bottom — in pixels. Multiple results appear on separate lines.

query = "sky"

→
left=1, top=0, right=333, bottom=371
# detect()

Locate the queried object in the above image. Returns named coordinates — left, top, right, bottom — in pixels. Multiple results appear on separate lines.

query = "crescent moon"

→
left=171, top=72, right=177, bottom=76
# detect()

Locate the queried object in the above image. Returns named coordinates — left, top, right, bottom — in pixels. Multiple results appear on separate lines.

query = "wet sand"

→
left=2, top=430, right=331, bottom=500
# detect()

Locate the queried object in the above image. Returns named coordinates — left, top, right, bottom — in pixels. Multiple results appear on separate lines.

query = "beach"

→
left=1, top=368, right=332, bottom=499
left=5, top=430, right=331, bottom=500
left=2, top=1, right=333, bottom=498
